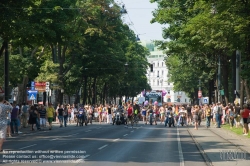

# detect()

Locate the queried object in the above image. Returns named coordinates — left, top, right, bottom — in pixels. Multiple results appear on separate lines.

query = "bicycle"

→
left=133, top=114, right=140, bottom=125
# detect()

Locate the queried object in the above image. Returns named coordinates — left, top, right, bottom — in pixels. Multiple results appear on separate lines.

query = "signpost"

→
left=28, top=90, right=38, bottom=104
left=198, top=90, right=202, bottom=98
left=46, top=82, right=50, bottom=104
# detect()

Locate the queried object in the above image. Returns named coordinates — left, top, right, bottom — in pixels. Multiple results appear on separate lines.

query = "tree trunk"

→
left=82, top=76, right=88, bottom=105
left=244, top=80, right=250, bottom=103
left=222, top=54, right=229, bottom=105
left=102, top=82, right=107, bottom=105
left=231, top=51, right=236, bottom=102
left=92, top=77, right=97, bottom=105
left=240, top=79, right=244, bottom=108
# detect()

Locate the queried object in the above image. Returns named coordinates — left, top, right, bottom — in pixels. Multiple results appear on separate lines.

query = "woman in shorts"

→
left=192, top=105, right=199, bottom=130
left=141, top=106, right=147, bottom=124
left=241, top=104, right=250, bottom=136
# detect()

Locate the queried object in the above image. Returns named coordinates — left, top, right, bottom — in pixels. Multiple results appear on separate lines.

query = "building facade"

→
left=140, top=41, right=190, bottom=104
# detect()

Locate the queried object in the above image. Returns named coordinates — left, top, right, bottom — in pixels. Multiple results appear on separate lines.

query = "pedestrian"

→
left=107, top=105, right=112, bottom=124
left=21, top=103, right=29, bottom=128
left=38, top=105, right=47, bottom=129
left=192, top=105, right=199, bottom=130
left=234, top=103, right=241, bottom=128
left=46, top=103, right=55, bottom=130
left=6, top=108, right=11, bottom=137
left=10, top=101, right=19, bottom=135
left=204, top=104, right=212, bottom=128
left=214, top=102, right=223, bottom=128
left=228, top=104, right=235, bottom=129
left=57, top=105, right=64, bottom=127
left=0, top=96, right=13, bottom=151
left=159, top=105, right=165, bottom=124
left=241, top=104, right=250, bottom=136
left=98, top=104, right=103, bottom=124
left=28, top=106, right=38, bottom=131
left=63, top=105, right=68, bottom=127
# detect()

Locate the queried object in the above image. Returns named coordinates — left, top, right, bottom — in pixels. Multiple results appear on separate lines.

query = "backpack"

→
left=217, top=106, right=223, bottom=115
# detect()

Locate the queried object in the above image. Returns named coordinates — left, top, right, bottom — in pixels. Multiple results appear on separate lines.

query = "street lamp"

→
left=13, top=87, right=18, bottom=101
left=124, top=62, right=128, bottom=74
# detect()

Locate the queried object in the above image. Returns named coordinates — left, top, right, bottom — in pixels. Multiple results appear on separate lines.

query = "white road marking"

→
left=98, top=144, right=108, bottom=150
left=50, top=138, right=59, bottom=141
left=131, top=130, right=134, bottom=132
left=83, top=155, right=90, bottom=159
left=123, top=134, right=128, bottom=137
left=19, top=144, right=37, bottom=150
left=85, top=130, right=91, bottom=132
left=177, top=128, right=185, bottom=166
left=113, top=138, right=120, bottom=142
left=68, top=133, right=79, bottom=136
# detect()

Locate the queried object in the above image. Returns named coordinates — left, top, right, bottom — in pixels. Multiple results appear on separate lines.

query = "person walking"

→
left=241, top=104, right=250, bottom=136
left=192, top=105, right=199, bottom=130
left=21, top=103, right=29, bottom=128
left=10, top=101, right=19, bottom=135
left=215, top=102, right=223, bottom=128
left=0, top=96, right=13, bottom=151
left=63, top=105, right=68, bottom=127
left=204, top=104, right=212, bottom=128
left=28, top=106, right=38, bottom=131
left=107, top=105, right=112, bottom=124
left=46, top=103, right=55, bottom=130
left=57, top=105, right=64, bottom=127
left=38, top=105, right=47, bottom=129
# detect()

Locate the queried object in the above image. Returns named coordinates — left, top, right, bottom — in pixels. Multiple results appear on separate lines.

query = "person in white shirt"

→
left=178, top=107, right=187, bottom=126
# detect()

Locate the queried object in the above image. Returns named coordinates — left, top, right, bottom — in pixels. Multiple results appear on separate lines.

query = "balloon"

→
left=162, top=90, right=167, bottom=97
left=144, top=100, right=148, bottom=106
left=154, top=101, right=158, bottom=106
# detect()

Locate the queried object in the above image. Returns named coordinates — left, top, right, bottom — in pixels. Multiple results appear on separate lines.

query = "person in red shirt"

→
left=126, top=104, right=133, bottom=127
left=241, top=104, right=250, bottom=136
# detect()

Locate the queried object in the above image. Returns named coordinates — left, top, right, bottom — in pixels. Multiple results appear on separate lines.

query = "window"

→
left=158, top=62, right=159, bottom=67
left=168, top=82, right=170, bottom=85
left=157, top=71, right=159, bottom=77
left=157, top=80, right=159, bottom=86
left=167, top=90, right=170, bottom=94
left=162, top=70, right=164, bottom=76
left=162, top=62, right=163, bottom=66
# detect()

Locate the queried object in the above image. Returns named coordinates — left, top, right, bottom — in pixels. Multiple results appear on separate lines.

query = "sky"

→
left=117, top=0, right=166, bottom=41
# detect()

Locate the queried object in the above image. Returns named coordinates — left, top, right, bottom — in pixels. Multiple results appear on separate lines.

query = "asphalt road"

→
left=0, top=122, right=207, bottom=166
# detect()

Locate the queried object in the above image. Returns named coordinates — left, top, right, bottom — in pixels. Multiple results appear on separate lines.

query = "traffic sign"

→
left=198, top=90, right=202, bottom=98
left=28, top=90, right=38, bottom=100
left=203, top=97, right=209, bottom=104
left=31, top=81, right=35, bottom=87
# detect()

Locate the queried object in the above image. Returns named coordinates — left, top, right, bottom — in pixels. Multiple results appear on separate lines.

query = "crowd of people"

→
left=1, top=94, right=250, bottom=151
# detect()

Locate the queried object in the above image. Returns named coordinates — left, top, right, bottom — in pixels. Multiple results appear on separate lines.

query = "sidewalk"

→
left=187, top=122, right=250, bottom=166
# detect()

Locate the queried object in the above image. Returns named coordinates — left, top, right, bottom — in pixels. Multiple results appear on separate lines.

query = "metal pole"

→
left=236, top=50, right=240, bottom=98
left=4, top=41, right=9, bottom=101
left=199, top=79, right=201, bottom=105
left=218, top=55, right=221, bottom=102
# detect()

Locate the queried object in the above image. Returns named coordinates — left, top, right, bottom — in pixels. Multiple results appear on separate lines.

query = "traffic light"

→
left=150, top=64, right=153, bottom=72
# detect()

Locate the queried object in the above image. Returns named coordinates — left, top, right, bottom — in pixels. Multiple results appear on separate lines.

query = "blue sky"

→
left=118, top=0, right=166, bottom=41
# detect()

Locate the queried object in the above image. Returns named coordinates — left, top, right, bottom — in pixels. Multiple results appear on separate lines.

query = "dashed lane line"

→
left=98, top=144, right=108, bottom=150
left=113, top=138, right=120, bottom=142
left=123, top=134, right=128, bottom=137
left=19, top=144, right=37, bottom=150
